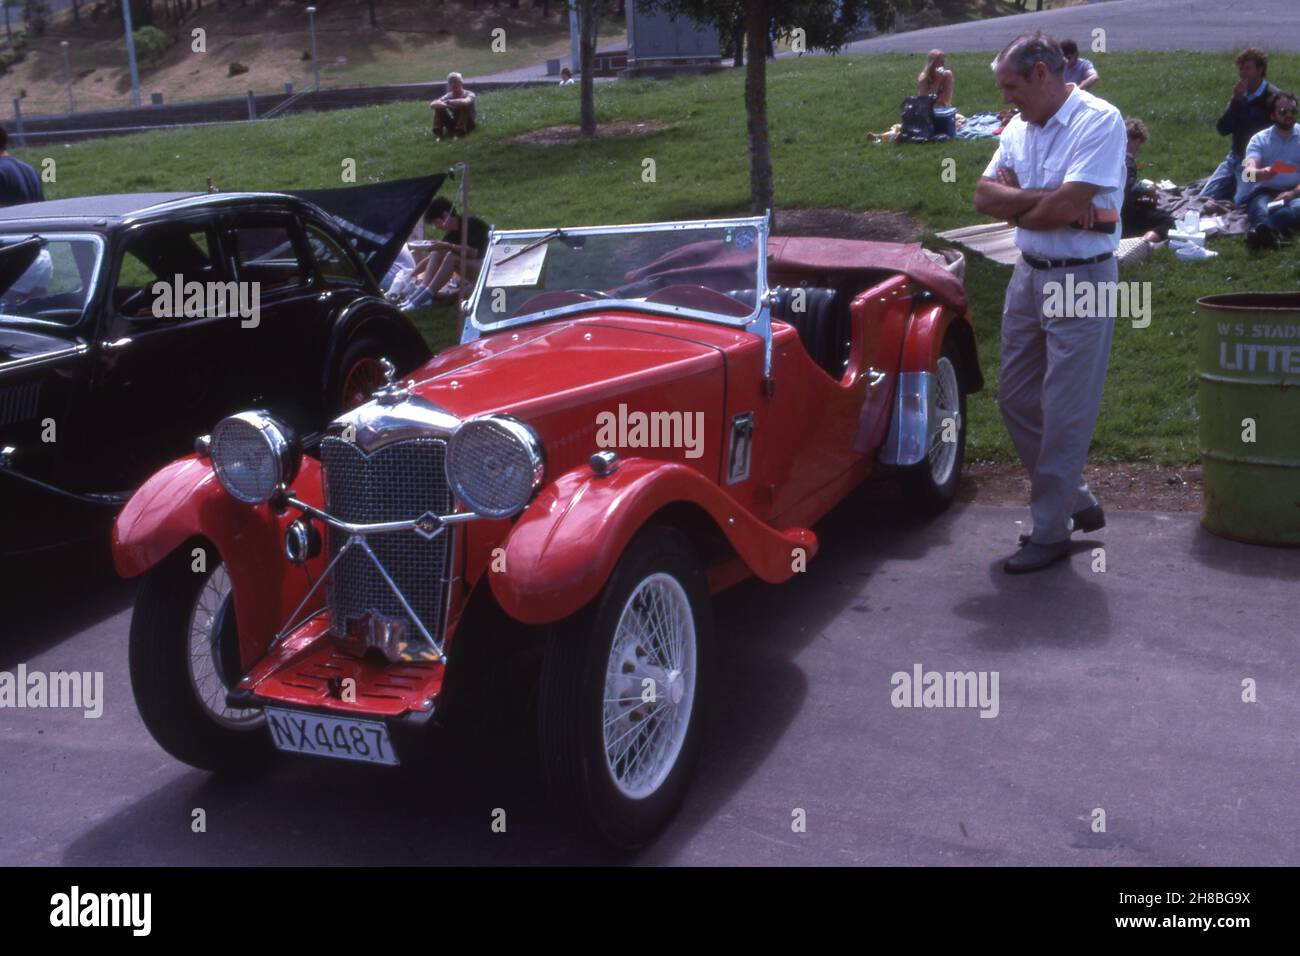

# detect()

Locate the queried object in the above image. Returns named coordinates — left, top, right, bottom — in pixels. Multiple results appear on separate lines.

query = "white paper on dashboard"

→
left=490, top=242, right=548, bottom=287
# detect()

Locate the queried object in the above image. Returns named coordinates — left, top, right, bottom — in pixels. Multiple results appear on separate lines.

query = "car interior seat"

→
left=730, top=286, right=852, bottom=380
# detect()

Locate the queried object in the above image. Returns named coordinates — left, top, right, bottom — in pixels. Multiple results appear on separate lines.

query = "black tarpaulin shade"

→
left=287, top=173, right=447, bottom=279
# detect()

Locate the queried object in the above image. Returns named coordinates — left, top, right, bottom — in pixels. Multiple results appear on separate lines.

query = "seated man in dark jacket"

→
left=1199, top=48, right=1277, bottom=203
left=1122, top=118, right=1174, bottom=241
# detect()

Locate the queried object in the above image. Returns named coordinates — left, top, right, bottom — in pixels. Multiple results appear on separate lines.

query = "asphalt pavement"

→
left=844, top=0, right=1300, bottom=55
left=2, top=484, right=1296, bottom=866
left=468, top=0, right=1300, bottom=85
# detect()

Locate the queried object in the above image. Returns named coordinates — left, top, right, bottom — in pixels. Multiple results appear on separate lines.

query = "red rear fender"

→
left=489, top=458, right=817, bottom=626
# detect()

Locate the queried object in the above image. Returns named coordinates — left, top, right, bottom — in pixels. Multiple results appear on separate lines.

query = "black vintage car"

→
left=0, top=183, right=439, bottom=557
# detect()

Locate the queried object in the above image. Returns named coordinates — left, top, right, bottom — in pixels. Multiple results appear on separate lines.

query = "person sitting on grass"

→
left=1060, top=39, right=1099, bottom=91
left=1121, top=118, right=1174, bottom=242
left=1241, top=91, right=1300, bottom=251
left=398, top=196, right=490, bottom=310
left=430, top=72, right=477, bottom=141
left=559, top=67, right=576, bottom=86
left=917, top=50, right=954, bottom=106
left=1199, top=47, right=1277, bottom=203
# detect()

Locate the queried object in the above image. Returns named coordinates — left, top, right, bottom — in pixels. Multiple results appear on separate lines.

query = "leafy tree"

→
left=132, top=23, right=173, bottom=61
left=23, top=0, right=50, bottom=36
left=640, top=0, right=908, bottom=218
left=129, top=0, right=156, bottom=29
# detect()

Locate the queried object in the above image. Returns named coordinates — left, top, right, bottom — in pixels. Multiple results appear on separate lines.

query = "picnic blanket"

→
left=1153, top=179, right=1250, bottom=236
left=956, top=110, right=1003, bottom=139
left=935, top=222, right=1152, bottom=269
left=936, top=179, right=1252, bottom=266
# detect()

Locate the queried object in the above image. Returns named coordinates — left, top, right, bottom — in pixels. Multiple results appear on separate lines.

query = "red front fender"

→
left=112, top=454, right=326, bottom=668
left=489, top=458, right=817, bottom=626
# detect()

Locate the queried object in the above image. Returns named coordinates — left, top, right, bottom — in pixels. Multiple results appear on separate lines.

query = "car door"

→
left=89, top=215, right=246, bottom=488
left=221, top=210, right=326, bottom=431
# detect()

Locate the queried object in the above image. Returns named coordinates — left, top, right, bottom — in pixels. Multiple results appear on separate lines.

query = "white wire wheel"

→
left=538, top=525, right=711, bottom=850
left=186, top=563, right=264, bottom=730
left=601, top=572, right=698, bottom=800
left=927, top=353, right=962, bottom=489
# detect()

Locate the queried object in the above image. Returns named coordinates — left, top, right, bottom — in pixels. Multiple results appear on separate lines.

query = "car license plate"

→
left=264, top=707, right=399, bottom=766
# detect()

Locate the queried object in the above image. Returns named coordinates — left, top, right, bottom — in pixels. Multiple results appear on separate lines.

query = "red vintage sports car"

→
left=113, top=214, right=980, bottom=849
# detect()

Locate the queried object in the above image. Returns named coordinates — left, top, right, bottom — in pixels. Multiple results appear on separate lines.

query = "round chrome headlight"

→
left=446, top=415, right=544, bottom=519
left=209, top=412, right=300, bottom=505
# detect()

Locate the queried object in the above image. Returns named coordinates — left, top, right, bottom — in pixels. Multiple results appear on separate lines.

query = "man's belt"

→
left=1022, top=251, right=1113, bottom=270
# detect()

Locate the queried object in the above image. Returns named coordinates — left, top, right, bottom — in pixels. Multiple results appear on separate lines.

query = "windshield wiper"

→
left=494, top=228, right=570, bottom=266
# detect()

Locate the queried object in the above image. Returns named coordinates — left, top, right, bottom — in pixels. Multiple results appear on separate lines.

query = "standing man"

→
left=1240, top=91, right=1300, bottom=250
left=973, top=32, right=1127, bottom=574
left=1199, top=48, right=1276, bottom=203
left=0, top=127, right=44, bottom=207
left=429, top=72, right=477, bottom=142
left=1060, top=39, right=1099, bottom=91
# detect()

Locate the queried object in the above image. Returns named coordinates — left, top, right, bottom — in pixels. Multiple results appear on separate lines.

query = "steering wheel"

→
left=644, top=284, right=754, bottom=317
left=118, top=288, right=154, bottom=317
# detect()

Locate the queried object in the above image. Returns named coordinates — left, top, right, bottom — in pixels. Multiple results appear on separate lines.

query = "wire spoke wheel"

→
left=602, top=573, right=697, bottom=799
left=927, top=354, right=961, bottom=488
left=186, top=564, right=263, bottom=731
left=341, top=356, right=388, bottom=410
left=539, top=526, right=711, bottom=848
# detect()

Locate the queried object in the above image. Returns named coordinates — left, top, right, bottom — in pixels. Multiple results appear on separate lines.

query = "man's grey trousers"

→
left=999, top=256, right=1117, bottom=544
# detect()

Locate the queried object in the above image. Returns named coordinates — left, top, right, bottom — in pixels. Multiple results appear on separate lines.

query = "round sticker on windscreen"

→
left=733, top=228, right=755, bottom=249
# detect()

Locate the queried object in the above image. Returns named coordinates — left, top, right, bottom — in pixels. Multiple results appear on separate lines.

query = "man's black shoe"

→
left=1019, top=504, right=1106, bottom=545
left=1004, top=540, right=1071, bottom=574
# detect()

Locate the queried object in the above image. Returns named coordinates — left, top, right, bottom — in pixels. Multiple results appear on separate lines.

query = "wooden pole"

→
left=458, top=158, right=469, bottom=338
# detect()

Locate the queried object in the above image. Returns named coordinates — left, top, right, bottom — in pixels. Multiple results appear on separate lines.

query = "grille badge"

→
left=413, top=512, right=443, bottom=540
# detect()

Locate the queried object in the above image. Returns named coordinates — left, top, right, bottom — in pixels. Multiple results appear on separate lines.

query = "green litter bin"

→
left=1196, top=292, right=1300, bottom=545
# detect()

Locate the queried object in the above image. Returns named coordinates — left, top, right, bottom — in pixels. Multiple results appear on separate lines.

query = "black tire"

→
left=538, top=525, right=712, bottom=851
left=128, top=544, right=273, bottom=772
left=900, top=329, right=967, bottom=515
left=329, top=333, right=399, bottom=414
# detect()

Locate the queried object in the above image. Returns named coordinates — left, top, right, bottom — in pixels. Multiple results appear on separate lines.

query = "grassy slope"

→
left=18, top=51, right=1298, bottom=463
left=5, top=1, right=626, bottom=115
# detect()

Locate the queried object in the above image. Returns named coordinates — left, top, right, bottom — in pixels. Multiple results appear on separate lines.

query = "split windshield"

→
left=467, top=217, right=767, bottom=332
left=0, top=234, right=103, bottom=326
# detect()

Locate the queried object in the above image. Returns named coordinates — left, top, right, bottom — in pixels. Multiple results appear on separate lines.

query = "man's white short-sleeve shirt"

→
left=982, top=85, right=1128, bottom=258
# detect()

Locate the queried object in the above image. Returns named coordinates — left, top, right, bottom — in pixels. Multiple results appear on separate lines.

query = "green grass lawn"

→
left=20, top=51, right=1300, bottom=463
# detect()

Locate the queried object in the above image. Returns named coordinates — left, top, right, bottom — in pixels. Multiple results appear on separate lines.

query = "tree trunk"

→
left=743, top=0, right=773, bottom=218
left=367, top=0, right=377, bottom=26
left=70, top=0, right=81, bottom=25
left=732, top=13, right=744, bottom=67
left=131, top=0, right=156, bottom=28
left=578, top=0, right=597, bottom=137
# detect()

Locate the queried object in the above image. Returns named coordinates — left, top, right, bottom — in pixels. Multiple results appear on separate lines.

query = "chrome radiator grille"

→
left=320, top=436, right=453, bottom=643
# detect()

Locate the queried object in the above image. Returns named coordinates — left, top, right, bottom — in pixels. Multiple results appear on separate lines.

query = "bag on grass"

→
left=896, top=95, right=937, bottom=143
